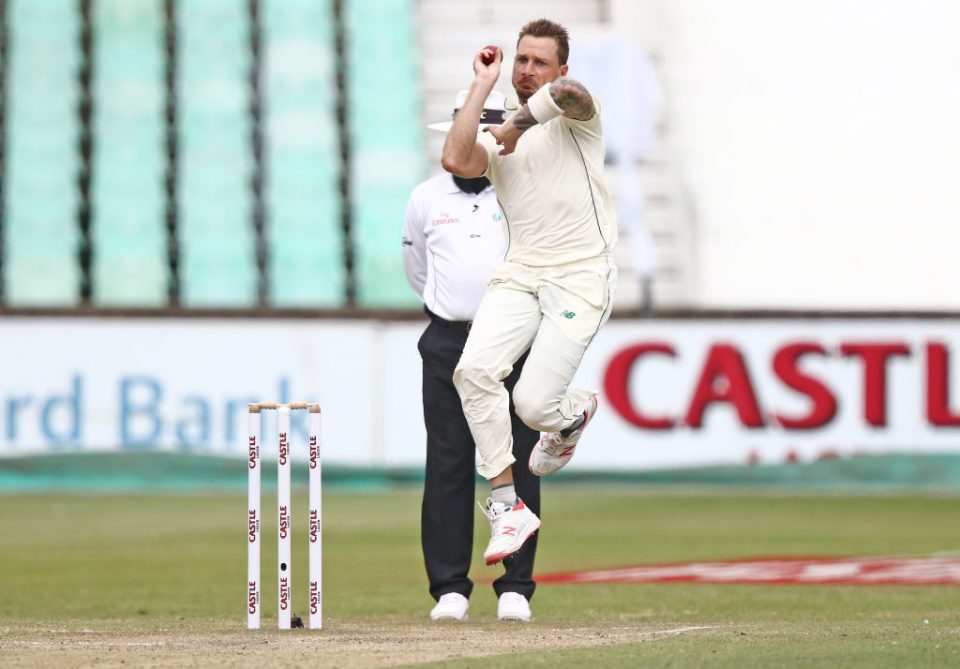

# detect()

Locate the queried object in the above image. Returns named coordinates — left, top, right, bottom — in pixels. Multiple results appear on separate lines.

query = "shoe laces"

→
left=539, top=432, right=570, bottom=455
left=479, top=498, right=514, bottom=534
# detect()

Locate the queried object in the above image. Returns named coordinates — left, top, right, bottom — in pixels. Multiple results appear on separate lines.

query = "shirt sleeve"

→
left=477, top=131, right=500, bottom=179
left=401, top=188, right=428, bottom=300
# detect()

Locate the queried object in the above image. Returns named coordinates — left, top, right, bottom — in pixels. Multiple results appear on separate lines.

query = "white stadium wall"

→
left=611, top=0, right=960, bottom=309
left=3, top=318, right=960, bottom=470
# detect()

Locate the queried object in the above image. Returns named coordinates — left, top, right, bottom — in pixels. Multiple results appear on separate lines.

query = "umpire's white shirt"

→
left=402, top=173, right=505, bottom=322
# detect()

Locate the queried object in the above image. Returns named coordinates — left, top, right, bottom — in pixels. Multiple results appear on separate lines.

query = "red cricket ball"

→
left=480, top=45, right=499, bottom=65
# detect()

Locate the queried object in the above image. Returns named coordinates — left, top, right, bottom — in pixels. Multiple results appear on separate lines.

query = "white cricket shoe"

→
left=480, top=498, right=540, bottom=566
left=430, top=592, right=469, bottom=621
left=529, top=395, right=598, bottom=477
left=497, top=592, right=532, bottom=622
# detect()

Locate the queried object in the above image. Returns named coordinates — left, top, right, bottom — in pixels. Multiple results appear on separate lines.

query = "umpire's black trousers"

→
left=418, top=309, right=541, bottom=602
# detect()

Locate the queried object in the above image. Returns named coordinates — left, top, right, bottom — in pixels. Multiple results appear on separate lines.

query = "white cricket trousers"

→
left=453, top=255, right=617, bottom=479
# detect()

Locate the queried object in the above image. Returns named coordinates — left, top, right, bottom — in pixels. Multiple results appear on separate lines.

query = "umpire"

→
left=402, top=91, right=540, bottom=622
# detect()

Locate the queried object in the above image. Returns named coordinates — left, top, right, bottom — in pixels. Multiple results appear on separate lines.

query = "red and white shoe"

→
left=480, top=497, right=540, bottom=566
left=529, top=395, right=598, bottom=477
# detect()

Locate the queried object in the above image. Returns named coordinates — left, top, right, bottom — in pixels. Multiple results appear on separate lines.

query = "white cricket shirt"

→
left=402, top=173, right=506, bottom=322
left=478, top=92, right=618, bottom=267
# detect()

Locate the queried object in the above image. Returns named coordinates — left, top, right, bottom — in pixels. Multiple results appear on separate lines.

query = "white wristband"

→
left=527, top=83, right=564, bottom=124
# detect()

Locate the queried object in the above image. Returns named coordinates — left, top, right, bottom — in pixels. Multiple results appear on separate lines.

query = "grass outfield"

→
left=1, top=488, right=959, bottom=667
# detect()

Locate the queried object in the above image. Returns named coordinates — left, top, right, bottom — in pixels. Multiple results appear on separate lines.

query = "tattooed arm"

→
left=549, top=76, right=596, bottom=121
left=485, top=76, right=596, bottom=155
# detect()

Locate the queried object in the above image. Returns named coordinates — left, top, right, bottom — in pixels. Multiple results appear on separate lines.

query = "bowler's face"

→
left=512, top=36, right=568, bottom=102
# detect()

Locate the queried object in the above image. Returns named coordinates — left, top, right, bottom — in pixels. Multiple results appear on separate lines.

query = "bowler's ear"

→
left=560, top=64, right=569, bottom=77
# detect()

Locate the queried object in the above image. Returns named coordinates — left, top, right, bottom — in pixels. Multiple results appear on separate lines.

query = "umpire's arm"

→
left=401, top=190, right=428, bottom=298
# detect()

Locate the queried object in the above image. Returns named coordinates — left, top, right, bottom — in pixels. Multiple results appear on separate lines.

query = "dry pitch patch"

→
left=0, top=619, right=714, bottom=668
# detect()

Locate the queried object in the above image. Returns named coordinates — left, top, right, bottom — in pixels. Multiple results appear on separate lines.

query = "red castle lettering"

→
left=604, top=339, right=954, bottom=431
left=279, top=506, right=289, bottom=539
left=310, top=581, right=319, bottom=615
left=248, top=437, right=258, bottom=469
left=309, top=436, right=318, bottom=469
left=279, top=577, right=289, bottom=610
left=928, top=342, right=960, bottom=426
left=248, top=581, right=258, bottom=614
left=309, top=510, right=319, bottom=543
left=278, top=433, right=289, bottom=466
left=248, top=509, right=258, bottom=543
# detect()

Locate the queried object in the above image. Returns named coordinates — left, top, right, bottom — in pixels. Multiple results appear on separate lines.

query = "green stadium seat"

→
left=180, top=222, right=255, bottom=256
left=4, top=174, right=78, bottom=215
left=180, top=113, right=251, bottom=153
left=4, top=255, right=80, bottom=307
left=266, top=84, right=331, bottom=110
left=91, top=0, right=167, bottom=308
left=95, top=97, right=164, bottom=127
left=266, top=108, right=337, bottom=152
left=352, top=193, right=419, bottom=308
left=343, top=0, right=415, bottom=27
left=268, top=149, right=337, bottom=187
left=179, top=76, right=250, bottom=113
left=92, top=191, right=165, bottom=247
left=93, top=166, right=165, bottom=200
left=177, top=0, right=253, bottom=320
left=261, top=0, right=343, bottom=307
left=93, top=253, right=169, bottom=307
left=96, top=54, right=164, bottom=83
left=10, top=0, right=78, bottom=25
left=5, top=232, right=78, bottom=260
left=11, top=9, right=77, bottom=46
left=264, top=0, right=333, bottom=33
left=5, top=127, right=76, bottom=162
left=350, top=148, right=421, bottom=192
left=5, top=0, right=80, bottom=302
left=342, top=0, right=423, bottom=307
left=354, top=256, right=418, bottom=307
left=268, top=247, right=345, bottom=307
left=268, top=199, right=340, bottom=236
left=264, top=178, right=339, bottom=214
left=92, top=208, right=167, bottom=251
left=180, top=0, right=249, bottom=19
left=94, top=114, right=164, bottom=140
left=348, top=118, right=419, bottom=151
left=180, top=254, right=259, bottom=308
left=179, top=159, right=253, bottom=196
left=7, top=86, right=79, bottom=121
left=179, top=32, right=248, bottom=66
left=95, top=0, right=163, bottom=27
left=4, top=198, right=78, bottom=246
left=268, top=219, right=342, bottom=261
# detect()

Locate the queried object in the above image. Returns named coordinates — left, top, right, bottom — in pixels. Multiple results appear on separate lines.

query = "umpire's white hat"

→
left=427, top=90, right=515, bottom=132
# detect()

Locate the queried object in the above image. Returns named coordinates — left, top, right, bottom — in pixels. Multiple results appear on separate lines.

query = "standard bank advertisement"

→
left=2, top=318, right=959, bottom=469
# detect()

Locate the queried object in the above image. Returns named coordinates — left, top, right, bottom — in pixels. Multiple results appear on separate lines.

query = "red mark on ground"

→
left=538, top=556, right=960, bottom=586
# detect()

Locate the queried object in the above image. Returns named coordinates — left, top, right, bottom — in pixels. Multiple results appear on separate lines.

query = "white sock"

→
left=491, top=484, right=517, bottom=506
